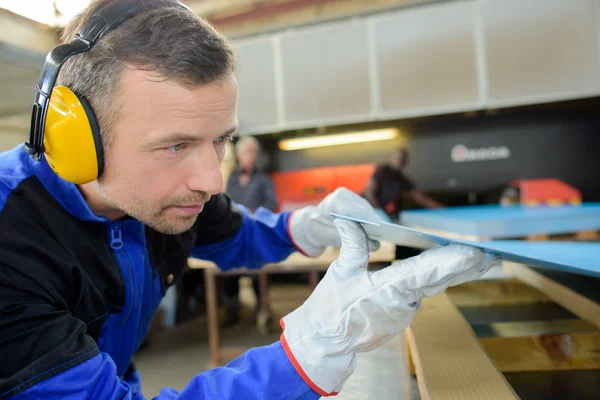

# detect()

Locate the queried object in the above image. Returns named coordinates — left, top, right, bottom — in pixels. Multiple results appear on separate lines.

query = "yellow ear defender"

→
left=43, top=86, right=103, bottom=184
left=25, top=0, right=191, bottom=184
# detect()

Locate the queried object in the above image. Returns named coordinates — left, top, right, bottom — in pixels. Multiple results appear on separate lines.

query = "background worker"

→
left=224, top=135, right=277, bottom=326
left=364, top=147, right=444, bottom=259
left=364, top=147, right=444, bottom=221
left=0, top=1, right=499, bottom=398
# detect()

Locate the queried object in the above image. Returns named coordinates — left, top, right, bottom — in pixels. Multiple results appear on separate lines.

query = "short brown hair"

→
left=57, top=0, right=236, bottom=147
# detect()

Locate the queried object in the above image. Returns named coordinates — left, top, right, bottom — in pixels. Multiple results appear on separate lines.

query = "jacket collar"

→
left=27, top=150, right=108, bottom=223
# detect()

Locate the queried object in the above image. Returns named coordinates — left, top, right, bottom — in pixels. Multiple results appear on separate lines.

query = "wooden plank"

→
left=446, top=279, right=550, bottom=307
left=405, top=293, right=519, bottom=400
left=484, top=319, right=598, bottom=338
left=527, top=233, right=550, bottom=241
left=505, top=263, right=600, bottom=330
left=481, top=332, right=600, bottom=372
left=203, top=267, right=221, bottom=367
left=575, top=230, right=599, bottom=241
left=405, top=332, right=415, bottom=376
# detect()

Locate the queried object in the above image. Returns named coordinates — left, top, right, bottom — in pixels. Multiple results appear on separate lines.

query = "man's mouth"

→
left=173, top=203, right=206, bottom=215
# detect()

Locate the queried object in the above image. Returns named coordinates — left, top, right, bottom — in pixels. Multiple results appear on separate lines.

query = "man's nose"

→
left=186, top=148, right=224, bottom=195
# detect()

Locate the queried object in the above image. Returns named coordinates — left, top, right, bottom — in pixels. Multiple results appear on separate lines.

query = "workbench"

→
left=406, top=263, right=600, bottom=399
left=400, top=203, right=600, bottom=399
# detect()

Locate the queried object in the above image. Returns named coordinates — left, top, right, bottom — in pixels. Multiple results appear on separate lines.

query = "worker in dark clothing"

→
left=223, top=136, right=277, bottom=326
left=363, top=147, right=444, bottom=258
left=364, top=148, right=443, bottom=221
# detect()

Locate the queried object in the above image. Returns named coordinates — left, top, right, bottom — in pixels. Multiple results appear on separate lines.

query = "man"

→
left=223, top=135, right=277, bottom=326
left=364, top=147, right=444, bottom=222
left=364, top=147, right=444, bottom=260
left=0, top=1, right=499, bottom=399
left=227, top=136, right=277, bottom=212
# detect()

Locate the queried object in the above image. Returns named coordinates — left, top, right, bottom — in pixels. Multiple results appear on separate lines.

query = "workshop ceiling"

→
left=0, top=0, right=428, bottom=133
left=186, top=0, right=431, bottom=37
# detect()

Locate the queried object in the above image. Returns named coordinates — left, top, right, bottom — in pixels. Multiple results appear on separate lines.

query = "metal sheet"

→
left=400, top=204, right=600, bottom=238
left=331, top=213, right=600, bottom=278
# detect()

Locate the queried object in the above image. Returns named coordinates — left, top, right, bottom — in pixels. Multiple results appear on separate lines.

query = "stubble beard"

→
left=96, top=180, right=198, bottom=235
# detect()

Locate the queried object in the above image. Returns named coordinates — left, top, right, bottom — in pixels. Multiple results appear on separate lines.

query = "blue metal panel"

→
left=332, top=213, right=600, bottom=278
left=400, top=204, right=600, bottom=238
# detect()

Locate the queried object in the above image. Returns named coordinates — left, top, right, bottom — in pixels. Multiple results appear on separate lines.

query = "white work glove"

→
left=289, top=187, right=383, bottom=257
left=280, top=219, right=500, bottom=397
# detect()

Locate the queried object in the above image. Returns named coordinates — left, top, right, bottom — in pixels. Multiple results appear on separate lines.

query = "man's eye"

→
left=171, top=143, right=187, bottom=152
left=215, top=135, right=233, bottom=144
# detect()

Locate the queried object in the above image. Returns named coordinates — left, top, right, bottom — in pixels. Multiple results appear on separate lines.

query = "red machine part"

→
left=271, top=164, right=376, bottom=212
left=511, top=178, right=581, bottom=206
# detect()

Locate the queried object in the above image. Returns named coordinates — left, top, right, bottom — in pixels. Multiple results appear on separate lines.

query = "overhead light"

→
left=279, top=128, right=398, bottom=151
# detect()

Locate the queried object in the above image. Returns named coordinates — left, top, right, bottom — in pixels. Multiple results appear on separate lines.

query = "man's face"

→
left=236, top=142, right=258, bottom=171
left=97, top=68, right=238, bottom=234
left=392, top=149, right=408, bottom=170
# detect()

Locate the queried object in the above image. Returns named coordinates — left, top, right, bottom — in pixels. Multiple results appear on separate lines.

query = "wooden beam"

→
left=527, top=233, right=550, bottom=241
left=481, top=332, right=600, bottom=373
left=187, top=0, right=276, bottom=17
left=446, top=279, right=550, bottom=308
left=575, top=230, right=599, bottom=241
left=405, top=293, right=519, bottom=399
left=205, top=0, right=432, bottom=37
left=504, top=263, right=600, bottom=330
left=405, top=331, right=416, bottom=376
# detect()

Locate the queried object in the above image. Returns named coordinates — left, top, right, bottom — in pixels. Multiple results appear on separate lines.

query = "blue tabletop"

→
left=400, top=203, right=600, bottom=238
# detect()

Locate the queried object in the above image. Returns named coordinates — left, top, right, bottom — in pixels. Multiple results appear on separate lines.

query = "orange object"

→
left=271, top=164, right=376, bottom=212
left=511, top=178, right=581, bottom=207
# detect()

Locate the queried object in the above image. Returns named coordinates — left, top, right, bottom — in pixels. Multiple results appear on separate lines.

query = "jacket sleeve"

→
left=9, top=343, right=319, bottom=400
left=191, top=193, right=299, bottom=271
left=0, top=262, right=318, bottom=400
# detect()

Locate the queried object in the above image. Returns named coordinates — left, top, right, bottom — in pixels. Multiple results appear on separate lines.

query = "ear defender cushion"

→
left=43, top=86, right=104, bottom=184
left=75, top=92, right=104, bottom=177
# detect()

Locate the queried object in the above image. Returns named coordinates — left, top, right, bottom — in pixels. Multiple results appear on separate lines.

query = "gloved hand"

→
left=280, top=219, right=500, bottom=397
left=289, top=187, right=384, bottom=257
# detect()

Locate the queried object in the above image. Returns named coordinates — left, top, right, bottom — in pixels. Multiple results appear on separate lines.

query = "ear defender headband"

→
left=25, top=0, right=190, bottom=184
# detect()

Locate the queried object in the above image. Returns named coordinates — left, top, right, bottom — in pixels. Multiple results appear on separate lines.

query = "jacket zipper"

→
left=140, top=253, right=156, bottom=351
left=109, top=221, right=136, bottom=377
